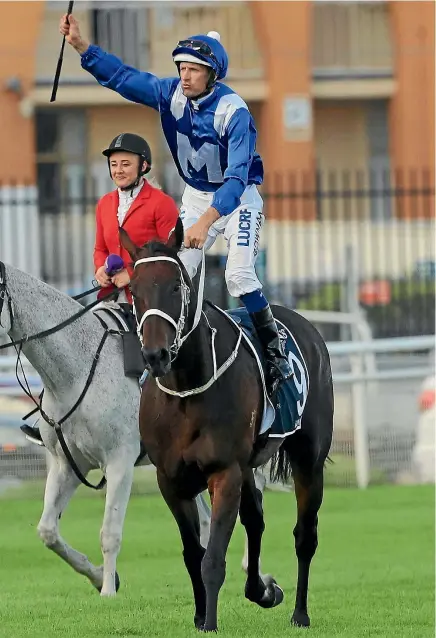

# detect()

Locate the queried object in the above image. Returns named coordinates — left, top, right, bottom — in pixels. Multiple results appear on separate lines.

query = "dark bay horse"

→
left=120, top=219, right=333, bottom=632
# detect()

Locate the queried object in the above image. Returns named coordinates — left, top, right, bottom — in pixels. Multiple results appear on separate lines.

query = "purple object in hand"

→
left=104, top=254, right=125, bottom=276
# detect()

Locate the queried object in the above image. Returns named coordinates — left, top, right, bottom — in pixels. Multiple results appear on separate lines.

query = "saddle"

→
left=224, top=306, right=309, bottom=439
left=93, top=301, right=144, bottom=379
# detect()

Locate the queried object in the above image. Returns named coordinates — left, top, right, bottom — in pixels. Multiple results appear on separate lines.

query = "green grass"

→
left=0, top=485, right=433, bottom=638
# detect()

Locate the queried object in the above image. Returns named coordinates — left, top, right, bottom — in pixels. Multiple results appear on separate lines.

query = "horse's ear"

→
left=167, top=217, right=184, bottom=252
left=119, top=228, right=139, bottom=261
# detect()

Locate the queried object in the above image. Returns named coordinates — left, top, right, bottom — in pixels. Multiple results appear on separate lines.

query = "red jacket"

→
left=94, top=180, right=179, bottom=303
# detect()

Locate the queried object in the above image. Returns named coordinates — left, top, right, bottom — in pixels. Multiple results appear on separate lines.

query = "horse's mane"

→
left=142, top=240, right=179, bottom=260
left=137, top=241, right=194, bottom=292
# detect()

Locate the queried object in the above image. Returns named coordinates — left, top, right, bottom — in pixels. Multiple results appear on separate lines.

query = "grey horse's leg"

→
left=99, top=450, right=137, bottom=596
left=196, top=492, right=211, bottom=548
left=37, top=459, right=103, bottom=588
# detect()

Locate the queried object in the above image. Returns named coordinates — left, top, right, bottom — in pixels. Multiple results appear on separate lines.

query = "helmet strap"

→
left=207, top=68, right=218, bottom=88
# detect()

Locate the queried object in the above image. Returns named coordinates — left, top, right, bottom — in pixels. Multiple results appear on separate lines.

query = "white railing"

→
left=1, top=328, right=434, bottom=490
left=328, top=334, right=434, bottom=489
left=0, top=185, right=41, bottom=278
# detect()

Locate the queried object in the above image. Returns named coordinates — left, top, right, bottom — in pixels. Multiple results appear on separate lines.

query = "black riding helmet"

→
left=102, top=133, right=152, bottom=191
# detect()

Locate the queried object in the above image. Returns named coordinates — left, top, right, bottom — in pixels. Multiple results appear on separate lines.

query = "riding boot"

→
left=250, top=305, right=293, bottom=396
left=20, top=422, right=44, bottom=446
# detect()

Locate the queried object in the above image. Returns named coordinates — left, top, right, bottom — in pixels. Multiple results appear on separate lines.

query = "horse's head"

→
left=0, top=262, right=13, bottom=337
left=120, top=218, right=195, bottom=378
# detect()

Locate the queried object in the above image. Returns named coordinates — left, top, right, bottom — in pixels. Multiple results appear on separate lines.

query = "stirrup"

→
left=20, top=422, right=45, bottom=447
left=270, top=357, right=293, bottom=382
left=24, top=434, right=45, bottom=447
left=265, top=360, right=292, bottom=397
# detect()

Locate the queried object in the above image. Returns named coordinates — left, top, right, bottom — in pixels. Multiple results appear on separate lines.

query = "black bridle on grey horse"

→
left=0, top=260, right=126, bottom=489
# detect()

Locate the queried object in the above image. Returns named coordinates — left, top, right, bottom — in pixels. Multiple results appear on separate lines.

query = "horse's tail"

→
left=269, top=437, right=294, bottom=484
left=269, top=437, right=334, bottom=485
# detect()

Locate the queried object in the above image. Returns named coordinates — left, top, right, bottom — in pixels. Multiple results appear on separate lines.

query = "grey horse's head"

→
left=0, top=263, right=13, bottom=336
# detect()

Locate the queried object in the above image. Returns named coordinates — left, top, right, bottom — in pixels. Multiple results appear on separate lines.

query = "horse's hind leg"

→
left=99, top=451, right=136, bottom=596
left=37, top=458, right=103, bottom=588
left=290, top=458, right=325, bottom=628
left=241, top=468, right=266, bottom=574
left=239, top=468, right=284, bottom=609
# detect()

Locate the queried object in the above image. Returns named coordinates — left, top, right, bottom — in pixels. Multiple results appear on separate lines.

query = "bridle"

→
left=133, top=250, right=205, bottom=361
left=132, top=250, right=242, bottom=398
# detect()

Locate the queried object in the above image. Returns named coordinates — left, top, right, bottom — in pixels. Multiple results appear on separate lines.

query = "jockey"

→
left=59, top=14, right=293, bottom=394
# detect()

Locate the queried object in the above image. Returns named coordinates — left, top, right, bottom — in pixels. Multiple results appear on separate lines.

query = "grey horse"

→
left=0, top=262, right=217, bottom=594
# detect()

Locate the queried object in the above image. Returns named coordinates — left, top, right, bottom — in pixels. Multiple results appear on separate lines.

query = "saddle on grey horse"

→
left=94, top=301, right=144, bottom=379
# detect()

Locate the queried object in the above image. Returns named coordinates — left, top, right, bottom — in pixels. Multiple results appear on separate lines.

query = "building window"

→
left=91, top=7, right=149, bottom=68
left=36, top=108, right=87, bottom=213
left=365, top=99, right=391, bottom=220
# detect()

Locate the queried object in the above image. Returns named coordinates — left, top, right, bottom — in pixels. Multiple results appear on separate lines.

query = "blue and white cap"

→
left=172, top=31, right=228, bottom=80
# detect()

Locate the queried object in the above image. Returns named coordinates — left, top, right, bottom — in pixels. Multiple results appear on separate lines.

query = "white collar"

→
left=118, top=178, right=144, bottom=200
left=191, top=88, right=215, bottom=109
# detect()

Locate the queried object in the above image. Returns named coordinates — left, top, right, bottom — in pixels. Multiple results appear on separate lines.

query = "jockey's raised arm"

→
left=60, top=13, right=168, bottom=109
left=82, top=46, right=167, bottom=111
left=58, top=11, right=293, bottom=395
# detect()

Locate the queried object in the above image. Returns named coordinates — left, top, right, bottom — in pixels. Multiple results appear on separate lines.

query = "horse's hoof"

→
left=246, top=575, right=284, bottom=609
left=196, top=619, right=218, bottom=633
left=97, top=571, right=120, bottom=594
left=291, top=609, right=310, bottom=628
left=260, top=580, right=284, bottom=609
left=194, top=615, right=206, bottom=630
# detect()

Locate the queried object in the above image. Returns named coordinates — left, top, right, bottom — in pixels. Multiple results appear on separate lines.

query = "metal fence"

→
left=0, top=334, right=434, bottom=491
left=1, top=169, right=434, bottom=341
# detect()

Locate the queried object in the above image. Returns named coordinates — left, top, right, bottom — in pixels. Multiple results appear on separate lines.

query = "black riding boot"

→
left=20, top=422, right=44, bottom=446
left=250, top=305, right=293, bottom=396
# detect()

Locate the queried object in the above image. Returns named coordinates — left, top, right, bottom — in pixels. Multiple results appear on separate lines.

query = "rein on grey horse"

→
left=0, top=279, right=118, bottom=352
left=0, top=261, right=124, bottom=490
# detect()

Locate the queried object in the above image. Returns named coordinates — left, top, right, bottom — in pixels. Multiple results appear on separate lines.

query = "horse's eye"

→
left=173, top=281, right=181, bottom=294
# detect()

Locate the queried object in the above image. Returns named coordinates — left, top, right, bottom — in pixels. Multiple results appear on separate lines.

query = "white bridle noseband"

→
left=133, top=249, right=241, bottom=398
left=133, top=249, right=205, bottom=359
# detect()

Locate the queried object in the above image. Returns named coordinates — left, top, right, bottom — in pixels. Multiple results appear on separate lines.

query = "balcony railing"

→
left=312, top=2, right=394, bottom=79
left=148, top=3, right=263, bottom=79
left=36, top=2, right=263, bottom=89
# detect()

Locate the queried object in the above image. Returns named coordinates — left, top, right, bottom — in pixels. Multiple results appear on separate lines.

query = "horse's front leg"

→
left=202, top=463, right=242, bottom=632
left=99, top=449, right=137, bottom=596
left=37, top=458, right=103, bottom=589
left=157, top=470, right=206, bottom=630
left=240, top=468, right=284, bottom=609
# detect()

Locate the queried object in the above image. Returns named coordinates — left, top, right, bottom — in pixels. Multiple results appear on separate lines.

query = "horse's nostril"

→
left=159, top=348, right=170, bottom=365
left=142, top=347, right=169, bottom=367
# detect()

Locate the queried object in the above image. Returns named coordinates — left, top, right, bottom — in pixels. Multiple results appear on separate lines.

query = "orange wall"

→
left=389, top=2, right=435, bottom=174
left=250, top=1, right=314, bottom=175
left=1, top=0, right=434, bottom=212
left=0, top=1, right=45, bottom=183
left=250, top=1, right=315, bottom=219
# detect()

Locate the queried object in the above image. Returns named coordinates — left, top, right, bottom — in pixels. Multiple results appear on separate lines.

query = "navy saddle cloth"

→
left=226, top=308, right=309, bottom=437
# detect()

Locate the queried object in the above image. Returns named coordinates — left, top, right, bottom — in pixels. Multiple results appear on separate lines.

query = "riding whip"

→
left=50, top=1, right=75, bottom=103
